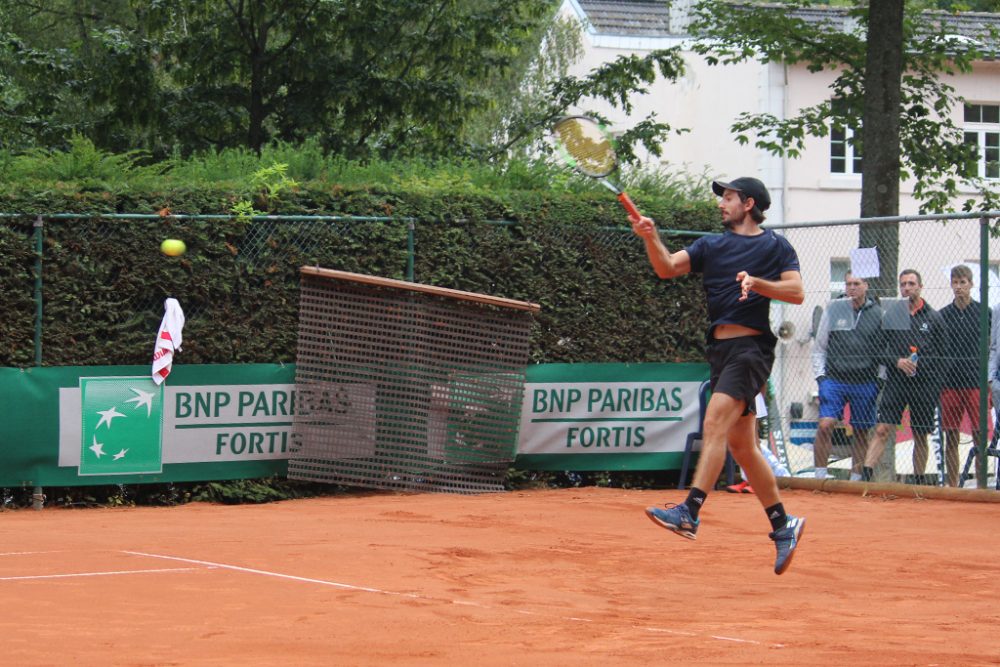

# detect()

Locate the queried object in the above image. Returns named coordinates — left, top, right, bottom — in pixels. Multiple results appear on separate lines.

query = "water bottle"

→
left=908, top=346, right=918, bottom=377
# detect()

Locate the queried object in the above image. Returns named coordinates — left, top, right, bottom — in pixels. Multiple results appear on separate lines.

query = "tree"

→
left=0, top=1, right=168, bottom=153
left=0, top=1, right=686, bottom=163
left=462, top=12, right=585, bottom=159
left=688, top=1, right=1000, bottom=294
left=859, top=0, right=904, bottom=296
left=0, top=1, right=560, bottom=156
left=145, top=0, right=566, bottom=156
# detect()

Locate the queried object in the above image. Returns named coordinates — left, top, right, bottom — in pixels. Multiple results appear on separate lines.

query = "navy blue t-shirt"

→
left=685, top=230, right=800, bottom=335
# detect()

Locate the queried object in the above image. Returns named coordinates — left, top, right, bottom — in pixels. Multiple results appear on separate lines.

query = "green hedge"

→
left=0, top=183, right=718, bottom=367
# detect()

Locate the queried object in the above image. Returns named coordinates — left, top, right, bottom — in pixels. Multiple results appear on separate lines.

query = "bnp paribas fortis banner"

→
left=0, top=364, right=298, bottom=487
left=514, top=363, right=709, bottom=471
left=0, top=362, right=709, bottom=487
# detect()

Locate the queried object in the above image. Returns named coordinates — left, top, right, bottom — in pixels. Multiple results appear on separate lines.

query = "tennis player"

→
left=630, top=177, right=806, bottom=575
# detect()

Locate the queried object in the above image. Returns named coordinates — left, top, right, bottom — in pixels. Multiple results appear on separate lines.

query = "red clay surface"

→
left=2, top=487, right=998, bottom=666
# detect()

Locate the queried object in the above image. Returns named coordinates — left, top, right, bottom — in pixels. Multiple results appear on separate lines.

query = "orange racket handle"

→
left=618, top=192, right=642, bottom=220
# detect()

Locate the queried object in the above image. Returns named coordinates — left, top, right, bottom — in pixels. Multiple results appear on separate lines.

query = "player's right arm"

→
left=630, top=215, right=691, bottom=279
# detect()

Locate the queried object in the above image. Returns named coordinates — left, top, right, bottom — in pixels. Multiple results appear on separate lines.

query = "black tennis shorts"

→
left=876, top=378, right=938, bottom=434
left=706, top=335, right=775, bottom=416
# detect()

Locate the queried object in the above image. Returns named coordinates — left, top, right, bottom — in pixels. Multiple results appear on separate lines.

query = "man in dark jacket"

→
left=939, top=264, right=990, bottom=487
left=811, top=272, right=884, bottom=481
left=864, top=269, right=946, bottom=484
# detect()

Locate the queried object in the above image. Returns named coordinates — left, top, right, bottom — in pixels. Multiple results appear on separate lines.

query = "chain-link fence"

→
left=0, top=212, right=708, bottom=369
left=769, top=212, right=1000, bottom=490
left=0, top=213, right=413, bottom=367
left=7, top=209, right=1000, bottom=491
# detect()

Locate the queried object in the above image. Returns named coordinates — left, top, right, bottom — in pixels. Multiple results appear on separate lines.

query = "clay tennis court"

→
left=2, top=486, right=997, bottom=666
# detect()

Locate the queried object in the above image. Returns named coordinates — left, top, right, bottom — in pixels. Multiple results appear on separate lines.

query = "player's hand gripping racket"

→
left=551, top=115, right=642, bottom=220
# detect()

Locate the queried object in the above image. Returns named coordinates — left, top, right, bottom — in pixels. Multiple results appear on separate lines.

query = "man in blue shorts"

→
left=811, top=272, right=883, bottom=481
left=630, top=177, right=806, bottom=575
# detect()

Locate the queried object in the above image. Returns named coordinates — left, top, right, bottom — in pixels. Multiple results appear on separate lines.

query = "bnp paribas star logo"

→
left=79, top=377, right=164, bottom=476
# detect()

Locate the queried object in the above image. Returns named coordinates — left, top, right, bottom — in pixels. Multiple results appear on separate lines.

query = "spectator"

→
left=864, top=269, right=946, bottom=484
left=811, top=272, right=883, bottom=481
left=989, top=297, right=1000, bottom=442
left=941, top=265, right=990, bottom=486
left=988, top=300, right=1000, bottom=462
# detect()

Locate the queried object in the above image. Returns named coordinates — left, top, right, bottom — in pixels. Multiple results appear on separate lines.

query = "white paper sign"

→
left=850, top=247, right=880, bottom=278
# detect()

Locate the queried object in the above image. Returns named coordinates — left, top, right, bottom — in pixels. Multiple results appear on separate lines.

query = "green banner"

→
left=0, top=362, right=712, bottom=487
left=514, top=362, right=709, bottom=471
left=79, top=377, right=164, bottom=476
left=0, top=364, right=295, bottom=487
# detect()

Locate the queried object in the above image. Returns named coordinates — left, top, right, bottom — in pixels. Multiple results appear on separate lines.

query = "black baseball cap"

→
left=711, top=177, right=771, bottom=212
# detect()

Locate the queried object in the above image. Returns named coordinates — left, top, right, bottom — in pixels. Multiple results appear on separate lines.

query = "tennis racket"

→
left=550, top=115, right=642, bottom=220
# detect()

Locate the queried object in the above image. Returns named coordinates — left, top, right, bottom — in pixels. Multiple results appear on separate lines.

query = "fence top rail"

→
left=300, top=266, right=542, bottom=313
left=4, top=209, right=999, bottom=231
left=766, top=210, right=1000, bottom=230
left=0, top=212, right=530, bottom=226
left=0, top=212, right=415, bottom=223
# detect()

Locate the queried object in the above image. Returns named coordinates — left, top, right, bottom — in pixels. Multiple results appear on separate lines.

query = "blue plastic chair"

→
left=677, top=380, right=736, bottom=489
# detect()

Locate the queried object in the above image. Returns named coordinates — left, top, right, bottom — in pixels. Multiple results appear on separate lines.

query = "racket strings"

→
left=553, top=118, right=616, bottom=177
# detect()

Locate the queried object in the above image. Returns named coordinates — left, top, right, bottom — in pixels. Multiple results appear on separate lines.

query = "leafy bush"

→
left=3, top=134, right=167, bottom=191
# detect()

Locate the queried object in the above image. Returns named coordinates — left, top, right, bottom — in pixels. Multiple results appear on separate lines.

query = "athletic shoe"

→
left=724, top=480, right=755, bottom=494
left=645, top=502, right=699, bottom=540
left=769, top=515, right=805, bottom=575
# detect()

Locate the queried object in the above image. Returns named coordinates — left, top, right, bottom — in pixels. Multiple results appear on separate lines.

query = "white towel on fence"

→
left=152, top=298, right=185, bottom=385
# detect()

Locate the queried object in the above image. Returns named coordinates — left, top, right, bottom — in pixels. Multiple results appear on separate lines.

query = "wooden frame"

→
left=299, top=267, right=541, bottom=313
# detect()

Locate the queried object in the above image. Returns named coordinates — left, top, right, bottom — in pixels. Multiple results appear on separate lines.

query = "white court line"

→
left=0, top=550, right=66, bottom=557
left=124, top=550, right=785, bottom=649
left=0, top=567, right=206, bottom=581
left=712, top=635, right=775, bottom=645
left=123, top=550, right=419, bottom=598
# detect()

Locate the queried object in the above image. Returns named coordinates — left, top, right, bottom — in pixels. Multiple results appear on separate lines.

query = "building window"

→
left=830, top=259, right=849, bottom=298
left=830, top=125, right=862, bottom=175
left=963, top=103, right=999, bottom=180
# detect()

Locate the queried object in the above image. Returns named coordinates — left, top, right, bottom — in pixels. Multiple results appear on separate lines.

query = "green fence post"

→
left=33, top=215, right=43, bottom=367
left=978, top=215, right=990, bottom=488
left=33, top=215, right=45, bottom=509
left=407, top=219, right=415, bottom=282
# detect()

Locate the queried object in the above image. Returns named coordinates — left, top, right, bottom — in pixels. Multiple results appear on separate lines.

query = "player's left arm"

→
left=736, top=269, right=804, bottom=304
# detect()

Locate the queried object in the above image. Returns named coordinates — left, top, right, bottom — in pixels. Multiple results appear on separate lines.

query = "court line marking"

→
left=123, top=550, right=419, bottom=597
left=0, top=550, right=66, bottom=557
left=0, top=566, right=207, bottom=581
left=123, top=550, right=785, bottom=648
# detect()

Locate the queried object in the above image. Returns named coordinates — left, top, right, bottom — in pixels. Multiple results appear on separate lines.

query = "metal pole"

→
left=33, top=215, right=43, bottom=367
left=978, top=215, right=990, bottom=487
left=31, top=487, right=45, bottom=511
left=33, top=216, right=45, bottom=508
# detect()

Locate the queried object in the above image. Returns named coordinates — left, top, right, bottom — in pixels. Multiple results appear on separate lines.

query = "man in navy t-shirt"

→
left=631, top=176, right=806, bottom=575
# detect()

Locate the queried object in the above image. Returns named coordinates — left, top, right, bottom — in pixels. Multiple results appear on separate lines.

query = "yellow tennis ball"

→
left=160, top=239, right=186, bottom=256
